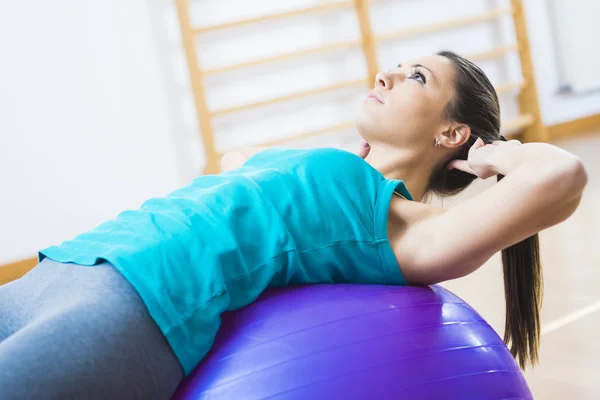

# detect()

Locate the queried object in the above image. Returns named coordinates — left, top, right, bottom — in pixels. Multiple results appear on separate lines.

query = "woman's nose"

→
left=375, top=72, right=391, bottom=90
left=376, top=70, right=407, bottom=90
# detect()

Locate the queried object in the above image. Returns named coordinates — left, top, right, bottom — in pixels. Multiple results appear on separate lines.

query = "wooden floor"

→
left=439, top=132, right=600, bottom=399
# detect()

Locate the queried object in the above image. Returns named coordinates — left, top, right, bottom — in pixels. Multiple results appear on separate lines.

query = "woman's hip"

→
left=0, top=258, right=184, bottom=398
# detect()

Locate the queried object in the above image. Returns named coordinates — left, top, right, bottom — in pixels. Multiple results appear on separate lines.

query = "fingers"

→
left=357, top=140, right=371, bottom=159
left=468, top=137, right=485, bottom=157
left=447, top=159, right=477, bottom=175
left=471, top=137, right=485, bottom=149
left=492, top=139, right=521, bottom=146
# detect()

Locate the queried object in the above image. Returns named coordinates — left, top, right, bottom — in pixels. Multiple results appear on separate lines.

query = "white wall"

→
left=545, top=0, right=600, bottom=94
left=1, top=0, right=598, bottom=263
left=524, top=0, right=600, bottom=124
left=0, top=1, right=185, bottom=262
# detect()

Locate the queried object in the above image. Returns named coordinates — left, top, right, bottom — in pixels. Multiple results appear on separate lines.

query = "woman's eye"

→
left=410, top=72, right=426, bottom=84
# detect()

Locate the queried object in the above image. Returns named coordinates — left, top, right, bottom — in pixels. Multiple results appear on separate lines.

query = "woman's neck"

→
left=363, top=144, right=433, bottom=202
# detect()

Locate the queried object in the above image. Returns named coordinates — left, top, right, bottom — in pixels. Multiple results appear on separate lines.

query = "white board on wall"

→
left=549, top=0, right=600, bottom=94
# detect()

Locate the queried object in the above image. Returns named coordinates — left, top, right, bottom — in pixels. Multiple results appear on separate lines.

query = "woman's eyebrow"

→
left=396, top=63, right=437, bottom=81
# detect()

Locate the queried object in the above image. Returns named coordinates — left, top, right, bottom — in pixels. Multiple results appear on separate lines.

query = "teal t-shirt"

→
left=39, top=147, right=413, bottom=374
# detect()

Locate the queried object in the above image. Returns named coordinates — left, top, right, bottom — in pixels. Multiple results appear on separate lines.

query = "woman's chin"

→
left=354, top=112, right=380, bottom=139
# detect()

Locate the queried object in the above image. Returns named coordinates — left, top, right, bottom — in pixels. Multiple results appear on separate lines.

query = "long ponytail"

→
left=498, top=174, right=543, bottom=369
left=501, top=235, right=543, bottom=368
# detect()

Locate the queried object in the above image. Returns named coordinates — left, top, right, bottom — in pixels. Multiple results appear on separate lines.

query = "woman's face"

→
left=355, top=55, right=456, bottom=148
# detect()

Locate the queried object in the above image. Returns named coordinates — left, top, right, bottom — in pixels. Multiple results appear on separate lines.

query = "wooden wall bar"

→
left=174, top=0, right=546, bottom=174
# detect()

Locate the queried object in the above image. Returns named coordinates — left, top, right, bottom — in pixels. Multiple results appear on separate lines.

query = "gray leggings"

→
left=0, top=258, right=184, bottom=399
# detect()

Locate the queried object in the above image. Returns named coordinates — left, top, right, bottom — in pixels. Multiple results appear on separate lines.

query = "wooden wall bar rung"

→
left=376, top=8, right=512, bottom=42
left=496, top=81, right=526, bottom=95
left=194, top=1, right=353, bottom=34
left=246, top=112, right=534, bottom=149
left=205, top=39, right=361, bottom=75
left=468, top=44, right=519, bottom=61
left=206, top=40, right=518, bottom=80
left=212, top=78, right=368, bottom=117
left=257, top=121, right=357, bottom=147
left=501, top=113, right=534, bottom=134
left=214, top=77, right=526, bottom=117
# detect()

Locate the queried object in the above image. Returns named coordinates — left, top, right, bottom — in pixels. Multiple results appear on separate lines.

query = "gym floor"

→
left=439, top=132, right=600, bottom=399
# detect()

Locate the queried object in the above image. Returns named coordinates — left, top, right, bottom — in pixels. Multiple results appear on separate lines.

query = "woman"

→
left=0, top=51, right=588, bottom=399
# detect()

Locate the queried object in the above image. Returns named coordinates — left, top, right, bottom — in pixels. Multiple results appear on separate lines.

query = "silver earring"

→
left=434, top=138, right=441, bottom=148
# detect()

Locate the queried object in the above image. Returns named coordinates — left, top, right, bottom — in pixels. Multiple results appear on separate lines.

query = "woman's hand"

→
left=447, top=137, right=522, bottom=179
left=357, top=140, right=370, bottom=159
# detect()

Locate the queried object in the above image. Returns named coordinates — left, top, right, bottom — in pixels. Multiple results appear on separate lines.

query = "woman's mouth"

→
left=365, top=90, right=384, bottom=104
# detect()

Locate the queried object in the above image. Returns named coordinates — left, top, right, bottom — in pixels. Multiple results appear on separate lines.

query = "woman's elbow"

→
left=570, top=157, right=588, bottom=194
left=537, top=155, right=588, bottom=201
left=558, top=156, right=588, bottom=199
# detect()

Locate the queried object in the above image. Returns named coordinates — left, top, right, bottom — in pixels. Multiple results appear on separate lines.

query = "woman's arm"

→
left=391, top=140, right=588, bottom=285
left=219, top=147, right=269, bottom=172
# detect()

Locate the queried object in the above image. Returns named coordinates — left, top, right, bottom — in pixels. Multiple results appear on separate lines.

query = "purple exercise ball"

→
left=172, top=284, right=532, bottom=399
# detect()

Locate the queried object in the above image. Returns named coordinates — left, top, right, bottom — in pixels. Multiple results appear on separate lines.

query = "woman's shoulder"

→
left=246, top=146, right=357, bottom=160
left=245, top=147, right=375, bottom=174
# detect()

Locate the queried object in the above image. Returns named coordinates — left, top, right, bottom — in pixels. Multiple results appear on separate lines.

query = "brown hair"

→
left=429, top=50, right=543, bottom=369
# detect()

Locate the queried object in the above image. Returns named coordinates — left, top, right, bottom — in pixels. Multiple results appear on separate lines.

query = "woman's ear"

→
left=442, top=124, right=471, bottom=148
